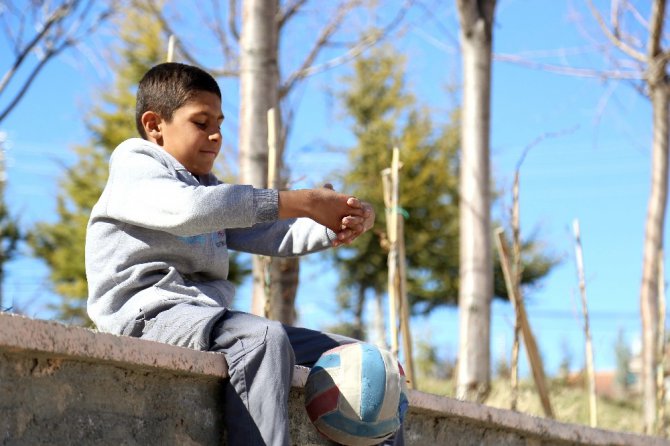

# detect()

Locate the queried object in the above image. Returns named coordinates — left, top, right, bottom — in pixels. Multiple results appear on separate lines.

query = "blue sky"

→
left=0, top=0, right=662, bottom=377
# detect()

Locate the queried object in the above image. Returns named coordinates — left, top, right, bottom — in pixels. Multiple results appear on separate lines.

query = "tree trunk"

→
left=239, top=0, right=277, bottom=316
left=373, top=289, right=387, bottom=349
left=239, top=0, right=300, bottom=325
left=239, top=0, right=278, bottom=189
left=641, top=68, right=669, bottom=432
left=268, top=256, right=300, bottom=324
left=455, top=0, right=496, bottom=403
left=350, top=285, right=365, bottom=341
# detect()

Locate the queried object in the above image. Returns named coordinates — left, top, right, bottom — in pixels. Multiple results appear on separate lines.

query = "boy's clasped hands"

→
left=278, top=184, right=375, bottom=248
left=327, top=186, right=375, bottom=247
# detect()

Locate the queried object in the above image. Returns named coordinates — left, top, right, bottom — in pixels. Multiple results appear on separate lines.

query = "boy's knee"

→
left=265, top=320, right=294, bottom=364
left=265, top=320, right=290, bottom=347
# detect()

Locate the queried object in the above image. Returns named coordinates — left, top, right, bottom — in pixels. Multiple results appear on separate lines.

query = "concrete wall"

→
left=1, top=313, right=667, bottom=446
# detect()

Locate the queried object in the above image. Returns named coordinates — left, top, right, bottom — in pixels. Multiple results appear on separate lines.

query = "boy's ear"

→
left=141, top=111, right=163, bottom=144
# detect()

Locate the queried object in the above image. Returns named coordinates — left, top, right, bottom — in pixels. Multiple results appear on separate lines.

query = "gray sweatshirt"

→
left=86, top=138, right=335, bottom=339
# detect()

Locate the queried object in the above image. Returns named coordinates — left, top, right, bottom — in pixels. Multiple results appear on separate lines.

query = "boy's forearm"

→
left=278, top=188, right=364, bottom=235
left=278, top=190, right=314, bottom=220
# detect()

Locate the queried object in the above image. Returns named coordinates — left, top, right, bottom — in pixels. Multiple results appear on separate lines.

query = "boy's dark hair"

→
left=136, top=62, right=221, bottom=138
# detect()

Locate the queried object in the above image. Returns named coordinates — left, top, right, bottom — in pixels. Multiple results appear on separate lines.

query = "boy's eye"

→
left=194, top=121, right=207, bottom=129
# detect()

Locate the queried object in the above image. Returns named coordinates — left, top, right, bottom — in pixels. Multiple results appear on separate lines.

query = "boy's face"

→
left=146, top=91, right=224, bottom=176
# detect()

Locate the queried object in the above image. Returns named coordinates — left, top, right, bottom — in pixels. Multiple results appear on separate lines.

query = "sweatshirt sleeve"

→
left=226, top=218, right=337, bottom=256
left=103, top=140, right=278, bottom=236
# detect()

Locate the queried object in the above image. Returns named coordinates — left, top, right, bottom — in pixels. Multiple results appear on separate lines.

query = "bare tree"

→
left=555, top=0, right=670, bottom=432
left=147, top=0, right=412, bottom=325
left=486, top=1, right=670, bottom=427
left=455, top=0, right=497, bottom=403
left=0, top=0, right=116, bottom=124
left=237, top=0, right=306, bottom=323
left=0, top=0, right=115, bottom=314
left=242, top=0, right=414, bottom=324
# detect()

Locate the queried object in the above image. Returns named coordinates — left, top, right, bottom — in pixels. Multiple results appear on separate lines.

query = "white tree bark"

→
left=633, top=0, right=670, bottom=432
left=239, top=0, right=286, bottom=319
left=641, top=66, right=669, bottom=432
left=455, top=0, right=496, bottom=402
left=239, top=0, right=278, bottom=188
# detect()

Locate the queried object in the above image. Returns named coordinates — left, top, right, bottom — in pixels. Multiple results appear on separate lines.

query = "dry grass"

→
left=415, top=376, right=647, bottom=435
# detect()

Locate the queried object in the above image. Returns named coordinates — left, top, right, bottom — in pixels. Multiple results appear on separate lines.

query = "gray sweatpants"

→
left=141, top=304, right=404, bottom=446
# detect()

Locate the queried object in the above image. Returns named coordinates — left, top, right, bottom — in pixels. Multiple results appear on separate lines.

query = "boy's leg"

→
left=283, top=324, right=357, bottom=367
left=283, top=325, right=405, bottom=446
left=209, top=310, right=295, bottom=446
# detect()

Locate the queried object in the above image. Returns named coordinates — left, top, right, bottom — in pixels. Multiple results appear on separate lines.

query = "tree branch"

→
left=280, top=0, right=413, bottom=98
left=647, top=0, right=666, bottom=59
left=137, top=0, right=238, bottom=77
left=228, top=0, right=239, bottom=41
left=280, top=0, right=361, bottom=97
left=611, top=0, right=622, bottom=40
left=0, top=0, right=74, bottom=95
left=1, top=1, right=25, bottom=51
left=586, top=0, right=646, bottom=62
left=494, top=52, right=644, bottom=80
left=0, top=0, right=115, bottom=124
left=205, top=0, right=236, bottom=63
left=278, top=0, right=309, bottom=29
left=0, top=46, right=61, bottom=123
left=626, top=1, right=649, bottom=30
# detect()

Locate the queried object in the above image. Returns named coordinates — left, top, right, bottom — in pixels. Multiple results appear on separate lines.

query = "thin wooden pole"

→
left=397, top=182, right=415, bottom=388
left=267, top=108, right=278, bottom=190
left=382, top=149, right=400, bottom=360
left=381, top=148, right=415, bottom=387
left=380, top=170, right=396, bottom=355
left=495, top=228, right=554, bottom=418
left=657, top=250, right=666, bottom=436
left=256, top=108, right=279, bottom=318
left=573, top=219, right=598, bottom=427
left=510, top=171, right=522, bottom=411
left=166, top=35, right=176, bottom=62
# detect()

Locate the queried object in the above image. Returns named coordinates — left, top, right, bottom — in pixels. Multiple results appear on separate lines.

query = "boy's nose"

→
left=209, top=132, right=221, bottom=143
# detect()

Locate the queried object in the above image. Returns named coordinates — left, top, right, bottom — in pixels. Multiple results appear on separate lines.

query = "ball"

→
left=304, top=342, right=409, bottom=446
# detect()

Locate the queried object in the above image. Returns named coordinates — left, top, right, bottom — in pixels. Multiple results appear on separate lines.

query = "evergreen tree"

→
left=28, top=9, right=165, bottom=325
left=331, top=47, right=556, bottom=337
left=0, top=133, right=20, bottom=311
left=30, top=9, right=250, bottom=325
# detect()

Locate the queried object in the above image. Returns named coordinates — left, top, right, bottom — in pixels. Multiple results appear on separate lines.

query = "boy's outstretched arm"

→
left=278, top=188, right=363, bottom=231
left=278, top=187, right=374, bottom=247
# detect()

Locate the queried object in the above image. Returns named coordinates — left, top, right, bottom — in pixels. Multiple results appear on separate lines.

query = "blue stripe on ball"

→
left=312, top=352, right=341, bottom=370
left=359, top=344, right=386, bottom=422
left=319, top=410, right=400, bottom=439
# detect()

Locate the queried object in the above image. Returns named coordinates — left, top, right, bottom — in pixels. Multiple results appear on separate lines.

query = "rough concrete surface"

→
left=2, top=313, right=669, bottom=446
left=1, top=352, right=225, bottom=445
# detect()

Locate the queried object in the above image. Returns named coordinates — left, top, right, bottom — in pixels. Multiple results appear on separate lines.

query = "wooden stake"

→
left=381, top=148, right=415, bottom=387
left=657, top=250, right=666, bottom=436
left=397, top=202, right=415, bottom=388
left=382, top=149, right=400, bottom=359
left=495, top=228, right=554, bottom=418
left=510, top=171, right=522, bottom=411
left=166, top=35, right=176, bottom=62
left=573, top=219, right=598, bottom=427
left=267, top=108, right=278, bottom=189
left=258, top=108, right=279, bottom=318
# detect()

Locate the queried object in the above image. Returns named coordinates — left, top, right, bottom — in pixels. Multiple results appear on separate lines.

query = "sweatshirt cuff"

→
left=254, top=188, right=279, bottom=223
left=325, top=227, right=337, bottom=245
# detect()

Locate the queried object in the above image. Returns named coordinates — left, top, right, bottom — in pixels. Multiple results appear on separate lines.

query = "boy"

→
left=85, top=62, right=395, bottom=445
